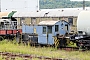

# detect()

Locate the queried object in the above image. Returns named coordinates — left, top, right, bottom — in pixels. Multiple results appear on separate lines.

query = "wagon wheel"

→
left=0, top=36, right=4, bottom=41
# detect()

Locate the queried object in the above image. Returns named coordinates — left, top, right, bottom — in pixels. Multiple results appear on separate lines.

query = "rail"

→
left=0, top=52, right=67, bottom=60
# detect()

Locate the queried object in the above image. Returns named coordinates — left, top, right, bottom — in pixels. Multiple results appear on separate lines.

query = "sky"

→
left=70, top=0, right=90, bottom=1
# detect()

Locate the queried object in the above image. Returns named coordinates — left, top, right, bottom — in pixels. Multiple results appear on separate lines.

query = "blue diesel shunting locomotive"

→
left=22, top=20, right=70, bottom=46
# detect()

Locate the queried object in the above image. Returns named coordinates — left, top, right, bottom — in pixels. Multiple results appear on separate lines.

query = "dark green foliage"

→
left=40, top=0, right=90, bottom=9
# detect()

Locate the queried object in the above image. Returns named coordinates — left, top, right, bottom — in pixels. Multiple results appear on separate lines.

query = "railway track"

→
left=59, top=47, right=79, bottom=51
left=0, top=52, right=68, bottom=60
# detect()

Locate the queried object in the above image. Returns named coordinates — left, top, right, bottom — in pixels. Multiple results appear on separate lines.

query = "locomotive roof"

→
left=38, top=20, right=68, bottom=26
left=38, top=20, right=59, bottom=26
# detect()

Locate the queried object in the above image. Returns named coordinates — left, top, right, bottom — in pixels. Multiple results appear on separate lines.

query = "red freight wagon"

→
left=0, top=29, right=22, bottom=40
left=0, top=30, right=6, bottom=35
left=0, top=18, right=22, bottom=40
left=0, top=29, right=22, bottom=35
left=7, top=30, right=13, bottom=34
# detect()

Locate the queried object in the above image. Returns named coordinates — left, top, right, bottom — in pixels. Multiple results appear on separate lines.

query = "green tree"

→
left=39, top=0, right=90, bottom=9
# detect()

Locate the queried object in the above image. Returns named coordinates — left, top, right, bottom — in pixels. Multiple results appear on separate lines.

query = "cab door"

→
left=47, top=26, right=54, bottom=45
left=38, top=26, right=47, bottom=44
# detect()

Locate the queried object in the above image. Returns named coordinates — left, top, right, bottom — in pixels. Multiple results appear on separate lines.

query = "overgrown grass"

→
left=0, top=40, right=90, bottom=60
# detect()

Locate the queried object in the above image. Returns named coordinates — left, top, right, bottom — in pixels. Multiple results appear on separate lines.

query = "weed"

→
left=0, top=40, right=89, bottom=60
